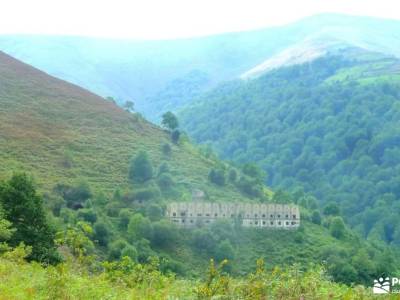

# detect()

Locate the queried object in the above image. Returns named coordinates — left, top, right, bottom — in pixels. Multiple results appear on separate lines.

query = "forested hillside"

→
left=1, top=50, right=398, bottom=285
left=181, top=49, right=400, bottom=246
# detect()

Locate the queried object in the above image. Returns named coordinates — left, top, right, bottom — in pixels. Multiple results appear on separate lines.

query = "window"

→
left=231, top=214, right=234, bottom=217
left=278, top=221, right=281, bottom=225
left=262, top=221, right=266, bottom=225
left=262, top=214, right=266, bottom=218
left=270, top=214, right=274, bottom=218
left=206, top=213, right=210, bottom=217
left=291, top=222, right=296, bottom=225
left=255, top=221, right=258, bottom=225
left=190, top=220, right=194, bottom=223
left=181, top=212, right=186, bottom=217
left=197, top=213, right=202, bottom=217
left=173, top=212, right=176, bottom=217
left=182, top=219, right=185, bottom=223
left=214, top=213, right=218, bottom=217
left=254, top=214, right=258, bottom=218
left=173, top=220, right=178, bottom=223
left=293, top=214, right=296, bottom=219
left=285, top=214, right=288, bottom=218
left=205, top=220, right=210, bottom=223
left=286, top=222, right=289, bottom=225
left=270, top=221, right=273, bottom=225
left=277, top=214, right=281, bottom=218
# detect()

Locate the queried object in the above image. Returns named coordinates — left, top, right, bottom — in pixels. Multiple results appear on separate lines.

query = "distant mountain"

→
left=180, top=48, right=400, bottom=245
left=1, top=14, right=400, bottom=120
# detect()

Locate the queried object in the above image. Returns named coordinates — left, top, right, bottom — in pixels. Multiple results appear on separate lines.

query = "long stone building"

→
left=166, top=202, right=300, bottom=229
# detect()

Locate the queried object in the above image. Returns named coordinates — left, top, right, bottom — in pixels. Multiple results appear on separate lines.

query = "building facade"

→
left=166, top=202, right=300, bottom=229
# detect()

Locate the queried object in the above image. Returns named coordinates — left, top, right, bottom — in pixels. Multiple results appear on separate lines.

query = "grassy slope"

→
left=0, top=50, right=245, bottom=201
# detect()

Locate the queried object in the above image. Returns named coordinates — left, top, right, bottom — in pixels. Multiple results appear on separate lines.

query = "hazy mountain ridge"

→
left=2, top=14, right=400, bottom=120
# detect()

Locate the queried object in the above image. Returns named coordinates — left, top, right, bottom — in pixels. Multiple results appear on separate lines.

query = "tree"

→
left=330, top=216, right=346, bottom=239
left=0, top=174, right=60, bottom=263
left=0, top=205, right=13, bottom=242
left=77, top=209, right=97, bottom=223
left=214, top=239, right=235, bottom=262
left=129, top=151, right=154, bottom=183
left=118, top=209, right=133, bottom=231
left=93, top=222, right=110, bottom=247
left=208, top=168, right=226, bottom=186
left=157, top=173, right=174, bottom=190
left=108, top=239, right=128, bottom=260
left=323, top=203, right=340, bottom=216
left=123, top=100, right=135, bottom=112
left=171, top=130, right=181, bottom=144
left=161, top=143, right=172, bottom=156
left=121, top=245, right=138, bottom=261
left=53, top=182, right=92, bottom=210
left=242, top=163, right=266, bottom=184
left=311, top=210, right=322, bottom=225
left=151, top=220, right=179, bottom=248
left=272, top=189, right=292, bottom=204
left=228, top=169, right=238, bottom=183
left=161, top=111, right=179, bottom=131
left=127, top=214, right=153, bottom=241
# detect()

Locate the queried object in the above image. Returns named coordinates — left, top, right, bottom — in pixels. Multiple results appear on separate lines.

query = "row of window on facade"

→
left=171, top=218, right=298, bottom=226
left=171, top=212, right=297, bottom=219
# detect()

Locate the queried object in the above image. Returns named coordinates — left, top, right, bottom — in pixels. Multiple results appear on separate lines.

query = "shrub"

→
left=208, top=168, right=226, bottom=186
left=161, top=143, right=172, bottom=156
left=330, top=216, right=346, bottom=239
left=214, top=239, right=235, bottom=262
left=118, top=209, right=133, bottom=231
left=108, top=239, right=128, bottom=260
left=127, top=214, right=153, bottom=241
left=157, top=173, right=174, bottom=190
left=228, top=169, right=238, bottom=183
left=121, top=245, right=138, bottom=261
left=128, top=151, right=154, bottom=183
left=171, top=130, right=181, bottom=144
left=77, top=209, right=97, bottom=223
left=311, top=210, right=322, bottom=225
left=151, top=220, right=179, bottom=248
left=324, top=203, right=341, bottom=216
left=54, top=182, right=92, bottom=210
left=93, top=222, right=110, bottom=247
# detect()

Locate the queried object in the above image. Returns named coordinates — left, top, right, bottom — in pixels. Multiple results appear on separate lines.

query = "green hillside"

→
left=0, top=50, right=249, bottom=201
left=1, top=14, right=400, bottom=120
left=1, top=50, right=398, bottom=286
left=181, top=48, right=400, bottom=248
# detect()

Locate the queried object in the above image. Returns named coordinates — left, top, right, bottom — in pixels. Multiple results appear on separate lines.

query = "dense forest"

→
left=181, top=51, right=400, bottom=246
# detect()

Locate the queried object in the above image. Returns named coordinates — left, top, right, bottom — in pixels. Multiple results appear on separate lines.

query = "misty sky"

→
left=2, top=0, right=400, bottom=39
